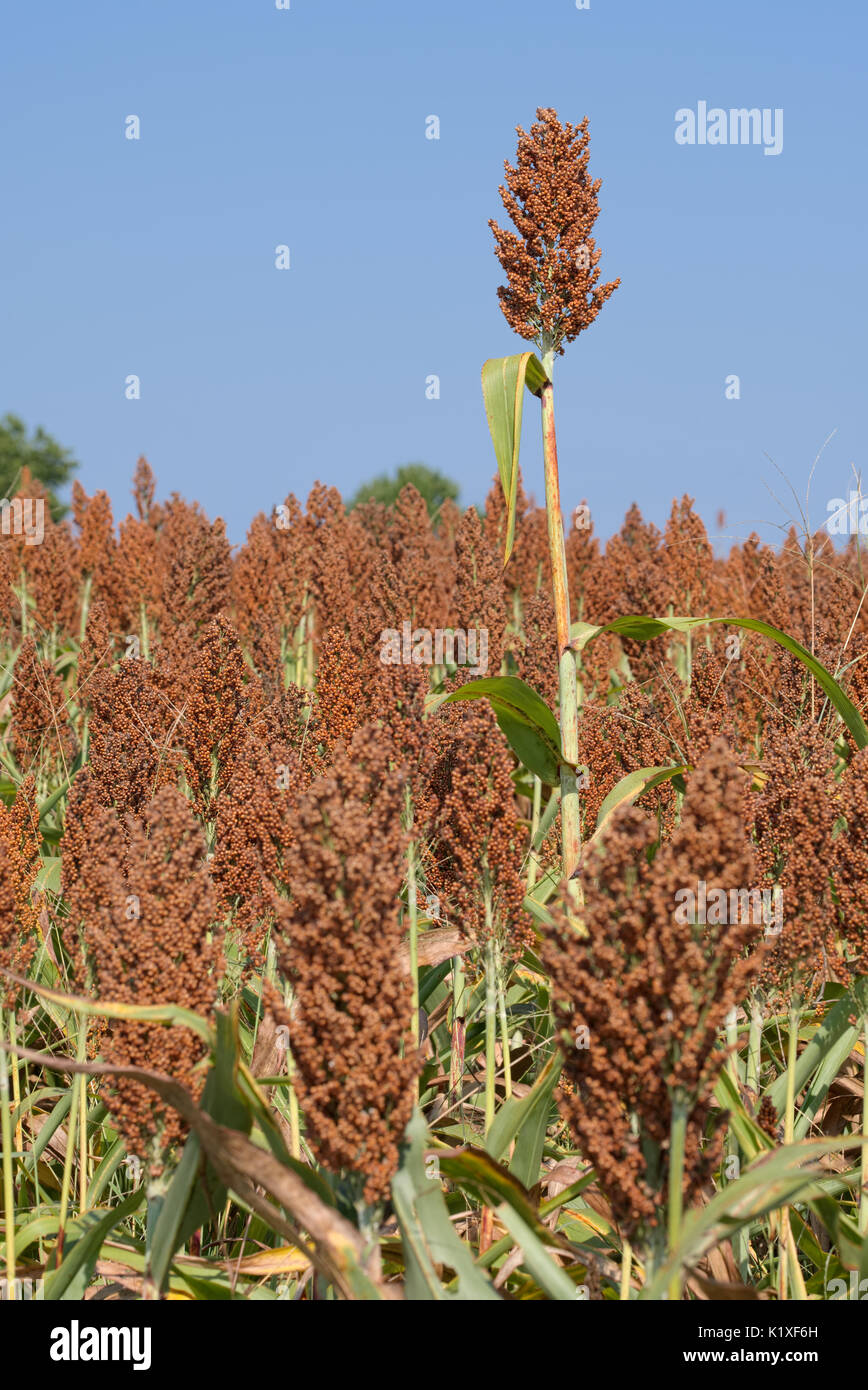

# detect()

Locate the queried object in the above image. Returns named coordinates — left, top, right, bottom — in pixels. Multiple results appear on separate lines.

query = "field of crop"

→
left=0, top=446, right=867, bottom=1304
left=1, top=106, right=866, bottom=1312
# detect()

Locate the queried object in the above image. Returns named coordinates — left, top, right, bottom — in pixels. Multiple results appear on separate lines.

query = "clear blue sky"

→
left=1, top=0, right=865, bottom=548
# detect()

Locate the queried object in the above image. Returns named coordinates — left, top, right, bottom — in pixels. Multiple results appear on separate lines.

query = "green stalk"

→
left=620, top=1240, right=632, bottom=1300
left=784, top=1003, right=799, bottom=1148
left=56, top=1026, right=87, bottom=1262
left=725, top=1005, right=739, bottom=1082
left=495, top=940, right=512, bottom=1104
left=527, top=774, right=543, bottom=890
left=296, top=601, right=307, bottom=689
left=8, top=1013, right=21, bottom=1155
left=79, top=574, right=92, bottom=645
left=746, top=992, right=763, bottom=1096
left=667, top=1090, right=688, bottom=1302
left=484, top=932, right=497, bottom=1138
left=139, top=599, right=151, bottom=662
left=861, top=1018, right=868, bottom=1235
left=449, top=956, right=466, bottom=1114
left=724, top=1006, right=748, bottom=1277
left=78, top=1068, right=88, bottom=1211
left=287, top=1060, right=301, bottom=1163
left=406, top=813, right=420, bottom=1051
left=540, top=350, right=581, bottom=887
left=0, top=1008, right=17, bottom=1299
left=778, top=1000, right=807, bottom=1301
left=277, top=958, right=302, bottom=1164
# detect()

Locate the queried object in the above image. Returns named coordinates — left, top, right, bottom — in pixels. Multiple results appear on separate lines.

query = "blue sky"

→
left=1, top=0, right=865, bottom=548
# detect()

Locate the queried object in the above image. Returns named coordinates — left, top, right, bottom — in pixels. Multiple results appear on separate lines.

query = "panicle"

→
left=0, top=776, right=41, bottom=1007
left=489, top=107, right=620, bottom=353
left=272, top=724, right=419, bottom=1204
left=541, top=740, right=765, bottom=1237
left=73, top=785, right=221, bottom=1170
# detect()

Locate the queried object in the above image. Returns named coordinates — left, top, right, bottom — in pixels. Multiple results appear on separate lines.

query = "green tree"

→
left=0, top=413, right=79, bottom=520
left=348, top=463, right=459, bottom=517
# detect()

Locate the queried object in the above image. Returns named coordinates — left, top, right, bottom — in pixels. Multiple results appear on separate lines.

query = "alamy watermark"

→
left=674, top=880, right=783, bottom=936
left=379, top=622, right=488, bottom=675
left=50, top=1320, right=151, bottom=1369
left=0, top=497, right=44, bottom=546
left=675, top=103, right=783, bottom=156
left=0, top=1277, right=44, bottom=1300
left=826, top=489, right=868, bottom=536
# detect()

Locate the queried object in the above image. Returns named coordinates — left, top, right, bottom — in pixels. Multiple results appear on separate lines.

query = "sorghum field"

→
left=2, top=109, right=867, bottom=1309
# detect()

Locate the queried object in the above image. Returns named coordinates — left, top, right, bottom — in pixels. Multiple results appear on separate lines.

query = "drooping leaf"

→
left=642, top=1134, right=868, bottom=1300
left=572, top=614, right=868, bottom=748
left=429, top=675, right=567, bottom=785
left=584, top=764, right=688, bottom=855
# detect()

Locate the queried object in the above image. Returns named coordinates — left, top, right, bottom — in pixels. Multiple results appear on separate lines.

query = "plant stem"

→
left=860, top=1017, right=868, bottom=1235
left=495, top=940, right=512, bottom=1104
left=287, top=1064, right=301, bottom=1162
left=78, top=1072, right=88, bottom=1210
left=620, top=1240, right=633, bottom=1300
left=0, top=1008, right=17, bottom=1299
left=406, top=809, right=420, bottom=1051
left=484, top=935, right=497, bottom=1137
left=56, top=1026, right=87, bottom=1262
left=79, top=574, right=92, bottom=645
left=449, top=955, right=466, bottom=1116
left=527, top=775, right=542, bottom=890
left=139, top=600, right=151, bottom=662
left=8, top=1013, right=21, bottom=1155
left=667, top=1091, right=688, bottom=1301
left=724, top=1007, right=749, bottom=1278
left=779, top=1001, right=800, bottom=1300
left=746, top=993, right=763, bottom=1095
left=539, top=355, right=581, bottom=884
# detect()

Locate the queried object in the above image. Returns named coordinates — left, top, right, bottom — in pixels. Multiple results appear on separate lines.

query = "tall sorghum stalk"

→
left=0, top=1009, right=16, bottom=1300
left=495, top=939, right=513, bottom=1104
left=405, top=787, right=420, bottom=1050
left=449, top=954, right=466, bottom=1115
left=526, top=775, right=543, bottom=889
left=667, top=1089, right=688, bottom=1301
left=539, top=357, right=580, bottom=878
left=490, top=109, right=619, bottom=880
left=860, top=1016, right=868, bottom=1235
left=483, top=895, right=497, bottom=1137
left=779, top=1000, right=808, bottom=1300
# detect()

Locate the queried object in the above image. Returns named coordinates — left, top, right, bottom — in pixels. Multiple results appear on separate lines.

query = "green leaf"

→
left=531, top=787, right=560, bottom=853
left=430, top=675, right=566, bottom=785
left=494, top=1203, right=579, bottom=1301
left=585, top=764, right=688, bottom=853
left=147, top=1007, right=253, bottom=1293
left=572, top=614, right=868, bottom=749
left=766, top=978, right=868, bottom=1135
left=38, top=778, right=73, bottom=828
left=44, top=1186, right=145, bottom=1300
left=486, top=1050, right=562, bottom=1177
left=34, top=856, right=62, bottom=894
left=713, top=1067, right=773, bottom=1162
left=392, top=1108, right=500, bottom=1300
left=642, top=1134, right=868, bottom=1300
left=481, top=353, right=548, bottom=565
left=437, top=1147, right=542, bottom=1229
left=86, top=1135, right=127, bottom=1206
